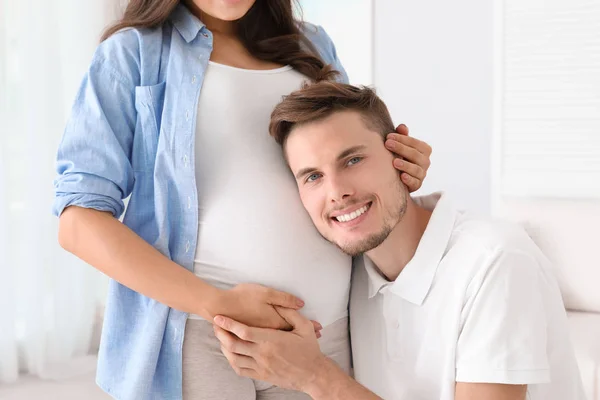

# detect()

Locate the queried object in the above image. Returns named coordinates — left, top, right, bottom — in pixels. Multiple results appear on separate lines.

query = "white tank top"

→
left=190, top=62, right=351, bottom=326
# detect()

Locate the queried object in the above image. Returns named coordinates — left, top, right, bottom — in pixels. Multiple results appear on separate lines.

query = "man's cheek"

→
left=299, top=191, right=309, bottom=210
left=309, top=206, right=322, bottom=227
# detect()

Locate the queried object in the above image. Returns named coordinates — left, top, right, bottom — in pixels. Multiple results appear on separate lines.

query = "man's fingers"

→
left=395, top=123, right=409, bottom=136
left=220, top=347, right=264, bottom=381
left=237, top=367, right=262, bottom=381
left=220, top=346, right=258, bottom=370
left=213, top=325, right=255, bottom=356
left=386, top=133, right=433, bottom=157
left=274, top=306, right=315, bottom=337
left=214, top=316, right=260, bottom=342
left=266, top=288, right=305, bottom=309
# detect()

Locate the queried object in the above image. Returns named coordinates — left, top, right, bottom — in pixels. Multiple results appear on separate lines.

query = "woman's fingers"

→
left=385, top=140, right=430, bottom=172
left=393, top=159, right=426, bottom=182
left=394, top=123, right=409, bottom=136
left=266, top=288, right=305, bottom=310
left=386, top=133, right=433, bottom=158
left=400, top=173, right=422, bottom=192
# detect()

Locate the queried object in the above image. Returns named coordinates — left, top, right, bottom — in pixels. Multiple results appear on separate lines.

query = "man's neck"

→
left=365, top=198, right=432, bottom=282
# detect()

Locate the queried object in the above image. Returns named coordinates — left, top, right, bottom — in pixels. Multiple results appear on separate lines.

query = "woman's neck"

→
left=201, top=12, right=237, bottom=35
left=183, top=1, right=237, bottom=35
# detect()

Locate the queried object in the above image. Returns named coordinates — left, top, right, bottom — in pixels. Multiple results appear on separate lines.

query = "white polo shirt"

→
left=349, top=192, right=585, bottom=400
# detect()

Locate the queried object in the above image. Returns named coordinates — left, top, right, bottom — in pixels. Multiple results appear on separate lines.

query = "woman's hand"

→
left=385, top=124, right=432, bottom=192
left=213, top=283, right=318, bottom=332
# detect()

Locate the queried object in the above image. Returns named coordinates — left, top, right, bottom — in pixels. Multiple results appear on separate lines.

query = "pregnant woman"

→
left=53, top=1, right=433, bottom=399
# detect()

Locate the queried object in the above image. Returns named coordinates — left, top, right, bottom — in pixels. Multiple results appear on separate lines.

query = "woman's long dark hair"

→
left=101, top=0, right=337, bottom=81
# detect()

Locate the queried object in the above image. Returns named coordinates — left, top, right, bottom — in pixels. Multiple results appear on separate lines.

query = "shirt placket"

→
left=382, top=288, right=403, bottom=359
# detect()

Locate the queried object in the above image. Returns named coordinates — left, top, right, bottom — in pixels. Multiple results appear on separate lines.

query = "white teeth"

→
left=335, top=205, right=369, bottom=222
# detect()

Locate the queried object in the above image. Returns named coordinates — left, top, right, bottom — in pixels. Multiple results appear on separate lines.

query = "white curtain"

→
left=0, top=0, right=122, bottom=384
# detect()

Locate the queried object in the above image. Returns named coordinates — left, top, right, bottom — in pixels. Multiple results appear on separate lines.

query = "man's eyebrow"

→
left=295, top=167, right=317, bottom=180
left=337, top=145, right=367, bottom=161
left=294, top=146, right=368, bottom=180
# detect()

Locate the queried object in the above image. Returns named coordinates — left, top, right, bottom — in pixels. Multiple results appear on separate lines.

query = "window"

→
left=495, top=0, right=600, bottom=199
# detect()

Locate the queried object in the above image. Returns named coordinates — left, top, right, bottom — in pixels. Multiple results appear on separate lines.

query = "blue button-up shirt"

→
left=53, top=4, right=348, bottom=400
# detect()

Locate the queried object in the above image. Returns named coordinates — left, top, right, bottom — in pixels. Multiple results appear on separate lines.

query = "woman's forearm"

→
left=58, top=206, right=221, bottom=319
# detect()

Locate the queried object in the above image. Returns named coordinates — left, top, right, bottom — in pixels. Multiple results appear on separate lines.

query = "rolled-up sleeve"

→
left=53, top=55, right=137, bottom=218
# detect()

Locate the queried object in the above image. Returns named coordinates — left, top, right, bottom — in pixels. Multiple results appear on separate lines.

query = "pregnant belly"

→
left=193, top=259, right=350, bottom=326
left=192, top=198, right=351, bottom=326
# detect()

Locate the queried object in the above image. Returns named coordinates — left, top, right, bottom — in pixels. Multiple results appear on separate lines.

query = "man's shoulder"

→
left=451, top=211, right=543, bottom=259
left=444, top=212, right=553, bottom=291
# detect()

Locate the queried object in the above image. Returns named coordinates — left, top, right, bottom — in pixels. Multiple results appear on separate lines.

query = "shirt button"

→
left=395, top=321, right=400, bottom=328
left=185, top=241, right=190, bottom=253
left=183, top=154, right=189, bottom=166
left=202, top=33, right=209, bottom=38
left=187, top=196, right=191, bottom=209
left=192, top=75, right=197, bottom=84
left=185, top=110, right=190, bottom=121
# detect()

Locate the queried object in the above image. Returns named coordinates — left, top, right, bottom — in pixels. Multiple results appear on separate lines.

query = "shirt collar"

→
left=364, top=192, right=457, bottom=305
left=169, top=3, right=206, bottom=43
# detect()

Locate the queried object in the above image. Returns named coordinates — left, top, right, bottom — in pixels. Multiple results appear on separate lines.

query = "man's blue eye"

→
left=307, top=173, right=321, bottom=182
left=348, top=157, right=362, bottom=166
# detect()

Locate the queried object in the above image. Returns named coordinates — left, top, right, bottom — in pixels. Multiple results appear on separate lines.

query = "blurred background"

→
left=1, top=0, right=599, bottom=399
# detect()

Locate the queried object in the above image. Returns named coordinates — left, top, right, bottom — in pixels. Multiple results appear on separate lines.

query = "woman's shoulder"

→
left=299, top=22, right=335, bottom=60
left=92, top=25, right=167, bottom=87
left=299, top=22, right=349, bottom=83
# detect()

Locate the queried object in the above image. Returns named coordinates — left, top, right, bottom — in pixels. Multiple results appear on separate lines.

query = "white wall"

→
left=373, top=0, right=494, bottom=213
left=300, top=0, right=373, bottom=85
left=493, top=0, right=600, bottom=314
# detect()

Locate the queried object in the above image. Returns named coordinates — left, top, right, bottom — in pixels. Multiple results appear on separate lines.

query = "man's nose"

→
left=328, top=175, right=355, bottom=203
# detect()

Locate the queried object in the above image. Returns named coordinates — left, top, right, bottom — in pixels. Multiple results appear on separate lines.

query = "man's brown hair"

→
left=269, top=81, right=395, bottom=147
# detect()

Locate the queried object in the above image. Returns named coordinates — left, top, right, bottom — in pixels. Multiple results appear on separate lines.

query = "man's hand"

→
left=213, top=306, right=326, bottom=392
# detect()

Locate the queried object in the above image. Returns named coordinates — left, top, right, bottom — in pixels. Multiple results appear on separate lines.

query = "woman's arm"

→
left=59, top=206, right=304, bottom=329
left=59, top=206, right=218, bottom=318
left=54, top=36, right=304, bottom=330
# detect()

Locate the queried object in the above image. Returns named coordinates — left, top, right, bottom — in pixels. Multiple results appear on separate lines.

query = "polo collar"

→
left=365, top=192, right=457, bottom=305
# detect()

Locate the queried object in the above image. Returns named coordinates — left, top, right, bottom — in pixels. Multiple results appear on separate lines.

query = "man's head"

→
left=269, top=82, right=408, bottom=256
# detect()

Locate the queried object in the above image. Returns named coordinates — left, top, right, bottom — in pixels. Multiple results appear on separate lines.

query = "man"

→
left=212, top=82, right=585, bottom=400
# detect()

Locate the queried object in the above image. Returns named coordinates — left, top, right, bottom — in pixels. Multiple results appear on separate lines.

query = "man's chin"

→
left=332, top=230, right=391, bottom=257
left=334, top=238, right=377, bottom=257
